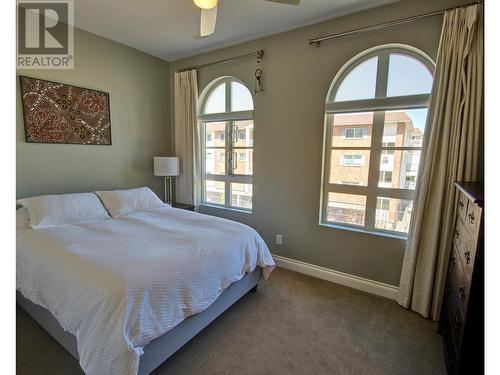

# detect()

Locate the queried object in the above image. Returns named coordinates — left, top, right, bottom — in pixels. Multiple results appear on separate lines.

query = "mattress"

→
left=16, top=206, right=275, bottom=375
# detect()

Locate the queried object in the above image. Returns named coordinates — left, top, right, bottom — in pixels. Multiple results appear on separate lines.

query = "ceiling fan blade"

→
left=200, top=5, right=217, bottom=37
left=265, top=0, right=300, bottom=5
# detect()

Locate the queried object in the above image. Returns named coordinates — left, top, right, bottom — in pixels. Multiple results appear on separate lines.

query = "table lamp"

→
left=153, top=157, right=180, bottom=204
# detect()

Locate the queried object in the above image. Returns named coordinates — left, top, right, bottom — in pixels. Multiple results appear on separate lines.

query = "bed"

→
left=16, top=203, right=275, bottom=375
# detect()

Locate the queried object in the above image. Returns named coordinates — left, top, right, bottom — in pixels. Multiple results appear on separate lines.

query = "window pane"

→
left=231, top=183, right=252, bottom=209
left=233, top=120, right=253, bottom=147
left=334, top=57, right=378, bottom=102
left=204, top=82, right=226, bottom=114
left=375, top=197, right=413, bottom=233
left=205, top=180, right=225, bottom=205
left=387, top=54, right=433, bottom=97
left=232, top=149, right=253, bottom=176
left=231, top=81, right=253, bottom=112
left=205, top=122, right=226, bottom=147
left=331, top=112, right=373, bottom=147
left=330, top=150, right=370, bottom=186
left=326, top=193, right=366, bottom=226
left=378, top=150, right=421, bottom=189
left=205, top=149, right=226, bottom=175
left=382, top=109, right=427, bottom=147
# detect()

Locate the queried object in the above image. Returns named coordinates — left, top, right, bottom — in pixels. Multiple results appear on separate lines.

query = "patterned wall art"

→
left=19, top=76, right=112, bottom=145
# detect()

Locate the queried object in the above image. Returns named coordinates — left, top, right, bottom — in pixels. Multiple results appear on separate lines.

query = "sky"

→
left=405, top=108, right=428, bottom=132
left=203, top=81, right=253, bottom=114
left=334, top=53, right=433, bottom=132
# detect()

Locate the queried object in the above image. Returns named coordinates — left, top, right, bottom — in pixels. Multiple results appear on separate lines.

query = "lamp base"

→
left=164, top=176, right=174, bottom=205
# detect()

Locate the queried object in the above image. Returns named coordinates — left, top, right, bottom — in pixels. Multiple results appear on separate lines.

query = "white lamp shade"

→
left=154, top=157, right=180, bottom=176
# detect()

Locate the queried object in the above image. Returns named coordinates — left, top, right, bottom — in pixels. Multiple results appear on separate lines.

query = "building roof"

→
left=413, top=128, right=423, bottom=136
left=203, top=120, right=253, bottom=131
left=334, top=111, right=411, bottom=125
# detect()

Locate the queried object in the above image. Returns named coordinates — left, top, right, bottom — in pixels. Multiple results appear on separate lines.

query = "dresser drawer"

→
left=441, top=301, right=460, bottom=375
left=464, top=202, right=481, bottom=240
left=457, top=191, right=468, bottom=222
left=452, top=219, right=463, bottom=252
left=444, top=273, right=464, bottom=349
left=457, top=229, right=477, bottom=279
left=449, top=246, right=471, bottom=319
left=453, top=220, right=476, bottom=279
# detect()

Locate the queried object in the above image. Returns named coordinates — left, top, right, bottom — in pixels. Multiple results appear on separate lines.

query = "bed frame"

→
left=17, top=267, right=262, bottom=375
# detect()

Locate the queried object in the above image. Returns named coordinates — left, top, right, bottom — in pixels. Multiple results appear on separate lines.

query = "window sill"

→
left=200, top=203, right=252, bottom=214
left=319, top=222, right=408, bottom=240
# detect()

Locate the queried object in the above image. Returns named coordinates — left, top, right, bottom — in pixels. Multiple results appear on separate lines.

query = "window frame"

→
left=199, top=77, right=254, bottom=212
left=320, top=45, right=434, bottom=238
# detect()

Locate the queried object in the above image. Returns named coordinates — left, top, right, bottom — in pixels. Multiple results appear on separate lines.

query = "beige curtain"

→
left=174, top=70, right=200, bottom=206
left=397, top=4, right=483, bottom=320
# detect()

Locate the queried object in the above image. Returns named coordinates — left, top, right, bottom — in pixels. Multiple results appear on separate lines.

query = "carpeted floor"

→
left=17, top=268, right=446, bottom=375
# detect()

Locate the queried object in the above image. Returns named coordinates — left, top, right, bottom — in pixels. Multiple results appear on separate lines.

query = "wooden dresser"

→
left=439, top=182, right=484, bottom=375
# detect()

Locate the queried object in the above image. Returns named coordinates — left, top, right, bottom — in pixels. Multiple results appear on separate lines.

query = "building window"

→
left=320, top=46, right=434, bottom=236
left=342, top=154, right=364, bottom=166
left=379, top=171, right=393, bottom=184
left=344, top=127, right=366, bottom=139
left=199, top=77, right=254, bottom=211
left=377, top=197, right=390, bottom=210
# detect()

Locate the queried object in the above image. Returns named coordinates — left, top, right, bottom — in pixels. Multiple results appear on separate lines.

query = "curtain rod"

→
left=308, top=2, right=483, bottom=46
left=177, top=49, right=264, bottom=73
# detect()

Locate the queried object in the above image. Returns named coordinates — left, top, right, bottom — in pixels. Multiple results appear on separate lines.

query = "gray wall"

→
left=16, top=28, right=171, bottom=199
left=170, top=0, right=476, bottom=286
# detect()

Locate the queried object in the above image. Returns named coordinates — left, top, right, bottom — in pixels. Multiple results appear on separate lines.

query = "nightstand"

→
left=171, top=202, right=195, bottom=211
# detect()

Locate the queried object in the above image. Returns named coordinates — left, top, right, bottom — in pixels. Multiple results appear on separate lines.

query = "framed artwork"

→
left=19, top=76, right=112, bottom=145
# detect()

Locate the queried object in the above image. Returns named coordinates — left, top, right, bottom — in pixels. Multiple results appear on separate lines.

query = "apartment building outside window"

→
left=320, top=45, right=434, bottom=237
left=199, top=77, right=254, bottom=211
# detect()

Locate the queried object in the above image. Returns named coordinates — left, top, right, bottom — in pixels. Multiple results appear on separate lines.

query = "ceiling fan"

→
left=193, top=0, right=301, bottom=38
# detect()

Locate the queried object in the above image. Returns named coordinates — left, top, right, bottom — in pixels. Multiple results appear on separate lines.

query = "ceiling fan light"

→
left=194, top=0, right=218, bottom=10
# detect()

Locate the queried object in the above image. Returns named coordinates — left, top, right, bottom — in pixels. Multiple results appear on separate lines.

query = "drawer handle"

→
left=455, top=230, right=460, bottom=239
left=459, top=200, right=464, bottom=209
left=468, top=212, right=475, bottom=224
left=454, top=317, right=461, bottom=330
left=450, top=256, right=456, bottom=268
left=464, top=251, right=471, bottom=264
left=458, top=286, right=466, bottom=300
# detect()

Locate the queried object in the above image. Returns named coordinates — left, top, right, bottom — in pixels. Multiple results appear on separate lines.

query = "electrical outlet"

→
left=276, top=234, right=283, bottom=245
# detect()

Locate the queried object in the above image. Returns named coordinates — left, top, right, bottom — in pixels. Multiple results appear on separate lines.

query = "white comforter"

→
left=16, top=206, right=275, bottom=375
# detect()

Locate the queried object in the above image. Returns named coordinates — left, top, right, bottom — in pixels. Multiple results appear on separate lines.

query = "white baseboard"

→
left=272, top=254, right=399, bottom=300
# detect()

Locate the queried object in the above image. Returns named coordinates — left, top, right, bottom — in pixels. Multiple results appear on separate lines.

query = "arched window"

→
left=320, top=45, right=434, bottom=236
left=199, top=77, right=254, bottom=210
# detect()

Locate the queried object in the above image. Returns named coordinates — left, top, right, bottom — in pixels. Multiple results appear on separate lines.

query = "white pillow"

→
left=17, top=192, right=110, bottom=229
left=94, top=187, right=164, bottom=217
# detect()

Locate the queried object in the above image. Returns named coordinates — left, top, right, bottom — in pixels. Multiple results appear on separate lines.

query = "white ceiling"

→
left=74, top=0, right=397, bottom=61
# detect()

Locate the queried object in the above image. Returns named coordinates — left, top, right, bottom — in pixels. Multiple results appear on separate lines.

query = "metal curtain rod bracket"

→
left=308, top=1, right=483, bottom=46
left=177, top=49, right=264, bottom=72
